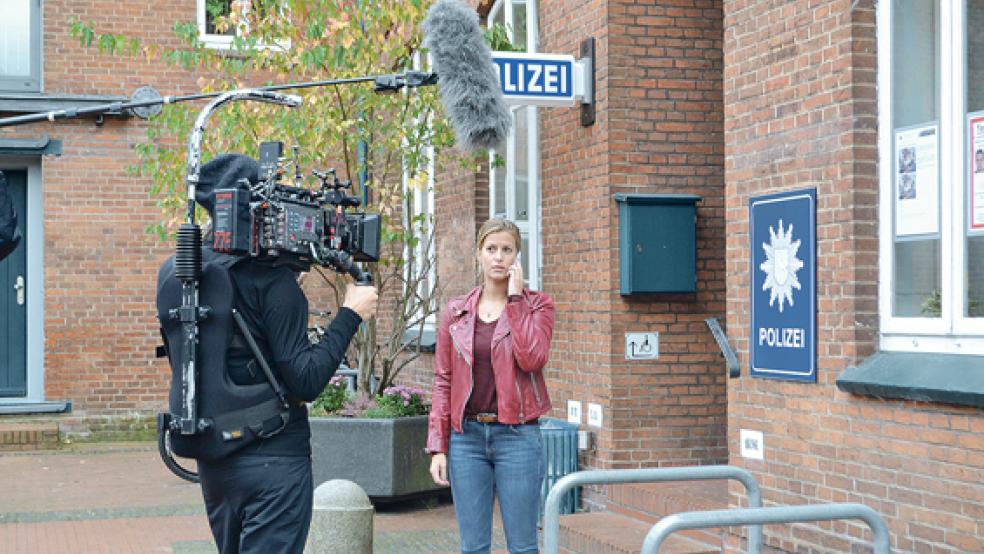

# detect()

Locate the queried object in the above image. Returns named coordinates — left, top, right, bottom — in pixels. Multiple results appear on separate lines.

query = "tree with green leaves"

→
left=72, top=0, right=473, bottom=395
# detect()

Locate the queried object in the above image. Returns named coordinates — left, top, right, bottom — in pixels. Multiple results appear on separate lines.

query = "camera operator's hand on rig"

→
left=343, top=281, right=378, bottom=321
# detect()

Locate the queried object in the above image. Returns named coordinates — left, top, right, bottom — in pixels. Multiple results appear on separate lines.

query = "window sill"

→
left=836, top=351, right=984, bottom=408
left=401, top=327, right=436, bottom=354
left=0, top=134, right=61, bottom=156
left=0, top=400, right=72, bottom=415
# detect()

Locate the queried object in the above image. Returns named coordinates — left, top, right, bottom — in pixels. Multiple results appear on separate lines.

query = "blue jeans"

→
left=449, top=419, right=545, bottom=554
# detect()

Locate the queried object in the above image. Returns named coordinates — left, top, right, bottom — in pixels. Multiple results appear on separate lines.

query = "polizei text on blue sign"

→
left=492, top=52, right=577, bottom=107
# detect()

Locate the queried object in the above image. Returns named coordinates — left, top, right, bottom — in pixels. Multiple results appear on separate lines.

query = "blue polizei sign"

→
left=749, top=188, right=816, bottom=381
left=492, top=52, right=579, bottom=107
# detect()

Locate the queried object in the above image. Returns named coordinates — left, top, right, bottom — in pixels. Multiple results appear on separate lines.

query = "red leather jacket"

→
left=426, top=286, right=555, bottom=454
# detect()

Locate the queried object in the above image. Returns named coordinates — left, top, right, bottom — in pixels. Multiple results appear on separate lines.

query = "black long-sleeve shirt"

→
left=229, top=260, right=361, bottom=457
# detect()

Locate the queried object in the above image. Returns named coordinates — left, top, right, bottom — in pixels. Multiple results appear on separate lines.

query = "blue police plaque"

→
left=749, top=188, right=816, bottom=381
left=492, top=52, right=577, bottom=107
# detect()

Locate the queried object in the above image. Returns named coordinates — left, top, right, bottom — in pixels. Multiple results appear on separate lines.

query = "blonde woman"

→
left=427, top=218, right=555, bottom=554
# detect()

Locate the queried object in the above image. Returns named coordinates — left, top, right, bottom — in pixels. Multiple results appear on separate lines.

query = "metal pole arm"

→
left=641, top=503, right=891, bottom=554
left=542, top=465, right=763, bottom=554
left=0, top=72, right=436, bottom=129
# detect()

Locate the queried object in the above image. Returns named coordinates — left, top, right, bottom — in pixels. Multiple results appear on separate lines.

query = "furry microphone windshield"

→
left=423, top=0, right=512, bottom=152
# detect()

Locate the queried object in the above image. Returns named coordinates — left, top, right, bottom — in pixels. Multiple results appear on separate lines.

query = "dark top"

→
left=465, top=317, right=498, bottom=417
left=228, top=259, right=362, bottom=457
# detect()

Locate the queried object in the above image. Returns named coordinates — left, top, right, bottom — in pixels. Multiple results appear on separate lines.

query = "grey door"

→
left=1, top=170, right=27, bottom=397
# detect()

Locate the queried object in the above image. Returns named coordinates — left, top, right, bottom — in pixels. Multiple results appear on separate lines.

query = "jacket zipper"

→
left=515, top=379, right=525, bottom=423
left=530, top=373, right=542, bottom=408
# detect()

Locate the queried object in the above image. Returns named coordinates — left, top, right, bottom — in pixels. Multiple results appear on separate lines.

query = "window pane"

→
left=894, top=240, right=942, bottom=316
left=514, top=107, right=529, bottom=221
left=968, top=0, right=984, bottom=113
left=511, top=0, right=528, bottom=51
left=492, top=3, right=505, bottom=29
left=205, top=0, right=235, bottom=35
left=967, top=1, right=984, bottom=317
left=892, top=1, right=939, bottom=127
left=891, top=0, right=941, bottom=317
left=493, top=145, right=507, bottom=217
left=0, top=2, right=31, bottom=78
left=968, top=239, right=984, bottom=316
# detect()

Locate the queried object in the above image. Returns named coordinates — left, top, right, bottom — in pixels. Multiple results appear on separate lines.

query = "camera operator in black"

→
left=193, top=154, right=378, bottom=554
left=0, top=171, right=22, bottom=262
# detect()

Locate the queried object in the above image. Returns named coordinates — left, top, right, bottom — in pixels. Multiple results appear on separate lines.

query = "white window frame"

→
left=0, top=0, right=41, bottom=92
left=402, top=146, right=437, bottom=331
left=402, top=53, right=438, bottom=331
left=488, top=0, right=542, bottom=291
left=198, top=0, right=240, bottom=49
left=197, top=0, right=288, bottom=51
left=877, top=0, right=984, bottom=354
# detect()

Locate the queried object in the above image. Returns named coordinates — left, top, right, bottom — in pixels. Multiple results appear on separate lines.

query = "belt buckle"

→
left=475, top=413, right=497, bottom=423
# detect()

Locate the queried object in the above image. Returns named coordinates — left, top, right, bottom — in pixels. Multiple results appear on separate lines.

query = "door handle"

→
left=14, top=275, right=24, bottom=305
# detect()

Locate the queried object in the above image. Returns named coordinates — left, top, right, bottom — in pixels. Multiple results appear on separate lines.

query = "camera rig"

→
left=210, top=139, right=380, bottom=280
left=157, top=89, right=382, bottom=482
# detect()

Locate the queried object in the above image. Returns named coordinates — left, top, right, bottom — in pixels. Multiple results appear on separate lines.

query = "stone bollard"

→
left=304, top=479, right=374, bottom=554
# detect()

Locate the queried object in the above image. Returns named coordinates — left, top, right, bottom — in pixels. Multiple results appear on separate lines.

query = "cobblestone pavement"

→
left=0, top=442, right=512, bottom=553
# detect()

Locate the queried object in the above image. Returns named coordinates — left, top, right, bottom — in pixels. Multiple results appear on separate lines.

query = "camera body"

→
left=210, top=141, right=380, bottom=274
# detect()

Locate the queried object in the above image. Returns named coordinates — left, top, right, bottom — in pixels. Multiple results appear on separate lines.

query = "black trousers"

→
left=198, top=454, right=313, bottom=554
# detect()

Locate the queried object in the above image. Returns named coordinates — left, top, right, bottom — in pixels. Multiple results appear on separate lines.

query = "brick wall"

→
left=603, top=0, right=727, bottom=470
left=724, top=1, right=983, bottom=552
left=534, top=0, right=728, bottom=476
left=537, top=0, right=615, bottom=480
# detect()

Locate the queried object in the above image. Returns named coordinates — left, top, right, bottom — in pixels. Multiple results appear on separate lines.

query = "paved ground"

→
left=0, top=442, right=512, bottom=553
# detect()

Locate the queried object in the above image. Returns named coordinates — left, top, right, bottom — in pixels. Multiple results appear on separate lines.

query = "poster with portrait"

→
left=894, top=124, right=939, bottom=237
left=969, top=114, right=984, bottom=233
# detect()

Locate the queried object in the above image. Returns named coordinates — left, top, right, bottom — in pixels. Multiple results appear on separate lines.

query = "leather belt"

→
left=471, top=413, right=498, bottom=423
left=465, top=413, right=540, bottom=425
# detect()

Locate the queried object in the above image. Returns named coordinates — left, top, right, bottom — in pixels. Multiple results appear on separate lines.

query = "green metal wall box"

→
left=614, top=193, right=701, bottom=294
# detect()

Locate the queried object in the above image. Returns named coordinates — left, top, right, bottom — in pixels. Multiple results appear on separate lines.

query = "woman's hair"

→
left=476, top=218, right=521, bottom=251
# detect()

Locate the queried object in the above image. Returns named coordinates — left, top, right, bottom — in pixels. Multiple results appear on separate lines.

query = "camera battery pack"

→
left=212, top=187, right=252, bottom=254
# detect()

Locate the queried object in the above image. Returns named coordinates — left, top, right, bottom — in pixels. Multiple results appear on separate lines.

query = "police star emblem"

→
left=759, top=219, right=803, bottom=313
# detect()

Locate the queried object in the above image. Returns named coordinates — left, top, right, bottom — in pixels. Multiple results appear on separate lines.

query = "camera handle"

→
left=309, top=243, right=373, bottom=285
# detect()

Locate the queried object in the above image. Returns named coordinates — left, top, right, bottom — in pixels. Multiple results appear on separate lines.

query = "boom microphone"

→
left=423, top=0, right=512, bottom=152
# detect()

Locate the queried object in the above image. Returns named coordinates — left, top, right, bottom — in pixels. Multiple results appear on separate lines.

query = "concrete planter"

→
left=309, top=415, right=447, bottom=500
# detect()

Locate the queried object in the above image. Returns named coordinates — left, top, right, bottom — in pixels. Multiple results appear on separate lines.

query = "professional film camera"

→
left=211, top=140, right=380, bottom=281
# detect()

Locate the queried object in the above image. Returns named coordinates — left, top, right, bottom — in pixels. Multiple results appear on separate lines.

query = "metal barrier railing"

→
left=542, top=465, right=763, bottom=554
left=641, top=503, right=892, bottom=554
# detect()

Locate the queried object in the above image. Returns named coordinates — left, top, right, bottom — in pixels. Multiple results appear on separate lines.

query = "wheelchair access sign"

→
left=749, top=189, right=816, bottom=381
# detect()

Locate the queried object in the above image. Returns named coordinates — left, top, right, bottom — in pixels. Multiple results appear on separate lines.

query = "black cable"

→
left=157, top=426, right=199, bottom=483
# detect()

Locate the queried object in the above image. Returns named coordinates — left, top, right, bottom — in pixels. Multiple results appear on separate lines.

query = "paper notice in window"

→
left=895, top=124, right=940, bottom=237
left=970, top=115, right=984, bottom=231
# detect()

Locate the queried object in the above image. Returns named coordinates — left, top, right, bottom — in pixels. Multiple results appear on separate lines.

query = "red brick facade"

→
left=724, top=1, right=983, bottom=552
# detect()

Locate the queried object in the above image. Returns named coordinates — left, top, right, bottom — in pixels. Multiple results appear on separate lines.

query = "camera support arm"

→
left=170, top=89, right=302, bottom=436
left=185, top=89, right=302, bottom=224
